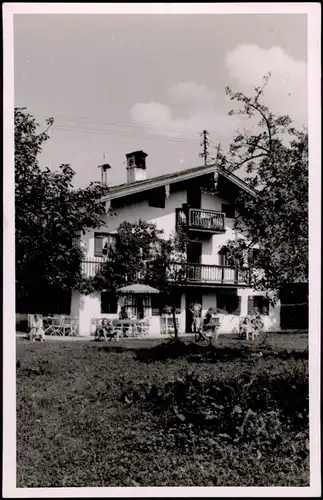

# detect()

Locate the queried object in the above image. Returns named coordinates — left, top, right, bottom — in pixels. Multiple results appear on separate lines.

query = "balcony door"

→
left=187, top=183, right=201, bottom=209
left=187, top=241, right=202, bottom=264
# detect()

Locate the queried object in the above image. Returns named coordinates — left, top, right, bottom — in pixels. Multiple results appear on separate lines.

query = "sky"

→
left=14, top=13, right=308, bottom=188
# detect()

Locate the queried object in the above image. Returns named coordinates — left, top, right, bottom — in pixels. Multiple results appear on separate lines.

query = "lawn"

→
left=16, top=333, right=309, bottom=487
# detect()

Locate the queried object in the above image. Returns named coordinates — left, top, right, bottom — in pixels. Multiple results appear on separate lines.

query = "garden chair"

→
left=63, top=317, right=79, bottom=336
left=136, top=319, right=149, bottom=337
left=43, top=316, right=65, bottom=336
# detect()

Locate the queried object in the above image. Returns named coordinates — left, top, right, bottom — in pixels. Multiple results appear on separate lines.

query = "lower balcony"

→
left=81, top=259, right=104, bottom=278
left=81, top=260, right=247, bottom=286
left=172, top=263, right=247, bottom=286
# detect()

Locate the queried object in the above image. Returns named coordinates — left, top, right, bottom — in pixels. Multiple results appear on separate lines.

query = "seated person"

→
left=119, top=306, right=129, bottom=336
left=119, top=306, right=129, bottom=320
left=203, top=307, right=213, bottom=329
left=252, top=307, right=264, bottom=333
left=95, top=318, right=112, bottom=341
left=203, top=307, right=220, bottom=333
left=30, top=314, right=45, bottom=342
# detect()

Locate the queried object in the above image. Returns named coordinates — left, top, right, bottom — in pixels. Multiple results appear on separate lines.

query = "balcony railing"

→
left=81, top=260, right=247, bottom=285
left=81, top=259, right=104, bottom=278
left=176, top=208, right=225, bottom=233
left=171, top=263, right=247, bottom=285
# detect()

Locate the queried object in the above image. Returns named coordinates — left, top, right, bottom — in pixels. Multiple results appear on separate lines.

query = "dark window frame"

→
left=100, top=291, right=118, bottom=314
left=148, top=187, right=166, bottom=209
left=94, top=232, right=116, bottom=257
left=248, top=295, right=270, bottom=315
left=216, top=294, right=241, bottom=315
left=221, top=203, right=235, bottom=219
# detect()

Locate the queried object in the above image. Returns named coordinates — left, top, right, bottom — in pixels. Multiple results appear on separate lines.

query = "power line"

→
left=34, top=112, right=233, bottom=146
left=54, top=124, right=203, bottom=145
left=39, top=111, right=233, bottom=138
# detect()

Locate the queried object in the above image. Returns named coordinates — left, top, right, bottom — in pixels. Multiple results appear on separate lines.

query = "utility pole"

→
left=199, top=129, right=210, bottom=166
left=216, top=142, right=221, bottom=160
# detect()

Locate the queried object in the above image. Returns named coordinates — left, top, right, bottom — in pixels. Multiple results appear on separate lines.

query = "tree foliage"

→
left=15, top=107, right=109, bottom=312
left=79, top=220, right=189, bottom=338
left=218, top=75, right=308, bottom=298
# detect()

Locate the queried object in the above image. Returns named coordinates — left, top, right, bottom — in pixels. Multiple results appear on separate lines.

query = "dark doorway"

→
left=187, top=183, right=201, bottom=209
left=185, top=290, right=202, bottom=333
left=280, top=283, right=308, bottom=330
left=136, top=297, right=144, bottom=319
left=187, top=241, right=202, bottom=264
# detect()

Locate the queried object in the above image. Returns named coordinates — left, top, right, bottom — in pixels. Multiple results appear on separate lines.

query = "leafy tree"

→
left=79, top=220, right=189, bottom=339
left=15, top=107, right=109, bottom=313
left=217, top=75, right=308, bottom=300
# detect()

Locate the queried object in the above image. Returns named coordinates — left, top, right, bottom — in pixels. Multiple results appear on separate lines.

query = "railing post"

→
left=221, top=266, right=225, bottom=283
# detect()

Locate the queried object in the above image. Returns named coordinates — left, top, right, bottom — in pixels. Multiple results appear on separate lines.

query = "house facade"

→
left=71, top=150, right=281, bottom=336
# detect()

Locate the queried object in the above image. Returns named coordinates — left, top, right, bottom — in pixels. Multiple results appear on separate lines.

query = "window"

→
left=151, top=293, right=181, bottom=316
left=248, top=296, right=269, bottom=315
left=219, top=252, right=230, bottom=267
left=250, top=248, right=260, bottom=263
left=221, top=204, right=235, bottom=219
left=101, top=291, right=118, bottom=314
left=148, top=187, right=166, bottom=209
left=72, top=231, right=82, bottom=249
left=123, top=294, right=152, bottom=319
left=94, top=233, right=116, bottom=257
left=217, top=294, right=241, bottom=315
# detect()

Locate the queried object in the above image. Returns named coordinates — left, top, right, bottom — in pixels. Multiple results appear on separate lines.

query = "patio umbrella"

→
left=116, top=284, right=160, bottom=294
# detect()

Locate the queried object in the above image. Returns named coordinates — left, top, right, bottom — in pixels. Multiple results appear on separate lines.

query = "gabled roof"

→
left=100, top=162, right=256, bottom=202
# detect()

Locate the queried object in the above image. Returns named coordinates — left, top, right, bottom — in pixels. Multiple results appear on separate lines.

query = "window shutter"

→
left=233, top=296, right=241, bottom=316
left=94, top=234, right=103, bottom=256
left=247, top=296, right=254, bottom=315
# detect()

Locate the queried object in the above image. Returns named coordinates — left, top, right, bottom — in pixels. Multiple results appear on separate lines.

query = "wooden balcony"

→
left=81, top=260, right=247, bottom=286
left=81, top=259, right=104, bottom=278
left=171, top=263, right=247, bottom=286
left=176, top=207, right=225, bottom=233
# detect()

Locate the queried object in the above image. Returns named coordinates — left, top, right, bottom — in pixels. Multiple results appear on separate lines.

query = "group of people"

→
left=189, top=301, right=264, bottom=341
left=189, top=302, right=220, bottom=341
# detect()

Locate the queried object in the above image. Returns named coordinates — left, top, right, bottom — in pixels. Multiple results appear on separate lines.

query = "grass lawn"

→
left=17, top=333, right=309, bottom=487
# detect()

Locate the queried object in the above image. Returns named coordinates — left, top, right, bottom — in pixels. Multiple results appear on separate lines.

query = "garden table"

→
left=113, top=319, right=149, bottom=339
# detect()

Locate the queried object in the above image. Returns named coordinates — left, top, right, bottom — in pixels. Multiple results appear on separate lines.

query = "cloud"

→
left=131, top=102, right=172, bottom=127
left=225, top=44, right=307, bottom=125
left=168, top=81, right=216, bottom=104
left=129, top=44, right=307, bottom=148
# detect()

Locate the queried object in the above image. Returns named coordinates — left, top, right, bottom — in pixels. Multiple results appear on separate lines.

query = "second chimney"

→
left=126, top=150, right=148, bottom=183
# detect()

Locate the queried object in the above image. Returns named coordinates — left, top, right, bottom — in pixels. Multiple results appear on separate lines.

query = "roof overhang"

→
left=100, top=163, right=257, bottom=203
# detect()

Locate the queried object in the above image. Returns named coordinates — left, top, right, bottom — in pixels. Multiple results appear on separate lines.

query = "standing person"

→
left=30, top=314, right=45, bottom=342
left=189, top=300, right=202, bottom=337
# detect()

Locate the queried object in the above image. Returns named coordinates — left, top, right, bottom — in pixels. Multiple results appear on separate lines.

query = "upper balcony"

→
left=176, top=207, right=225, bottom=234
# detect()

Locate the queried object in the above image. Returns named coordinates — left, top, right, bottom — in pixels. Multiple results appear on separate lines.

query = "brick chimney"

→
left=125, top=150, right=148, bottom=183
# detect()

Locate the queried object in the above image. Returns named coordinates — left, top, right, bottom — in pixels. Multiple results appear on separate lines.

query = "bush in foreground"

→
left=16, top=339, right=309, bottom=487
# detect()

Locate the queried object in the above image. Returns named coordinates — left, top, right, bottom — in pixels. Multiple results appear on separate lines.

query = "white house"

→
left=71, top=150, right=281, bottom=336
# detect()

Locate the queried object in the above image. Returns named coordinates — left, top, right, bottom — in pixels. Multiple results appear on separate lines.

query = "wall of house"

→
left=72, top=287, right=186, bottom=336
left=199, top=288, right=280, bottom=333
left=81, top=187, right=187, bottom=260
left=200, top=192, right=237, bottom=266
